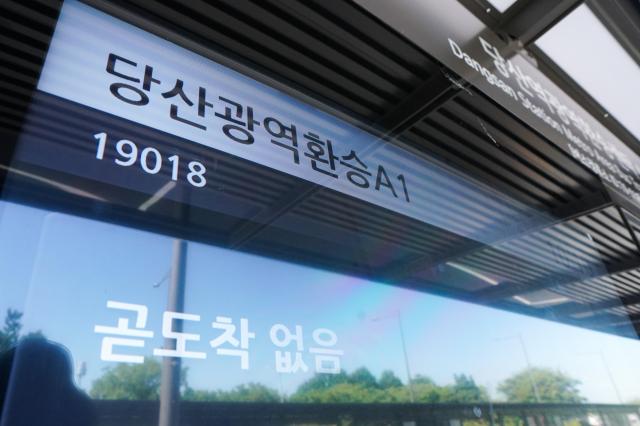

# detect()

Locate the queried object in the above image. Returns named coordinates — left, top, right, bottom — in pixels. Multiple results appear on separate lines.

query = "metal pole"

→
left=518, top=334, right=541, bottom=403
left=487, top=384, right=496, bottom=426
left=397, top=313, right=415, bottom=403
left=159, top=239, right=187, bottom=426
left=599, top=351, right=622, bottom=404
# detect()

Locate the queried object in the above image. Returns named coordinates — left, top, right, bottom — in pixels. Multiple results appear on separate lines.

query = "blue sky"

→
left=1, top=200, right=640, bottom=403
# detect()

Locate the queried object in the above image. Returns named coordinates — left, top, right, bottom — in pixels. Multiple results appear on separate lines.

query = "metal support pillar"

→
left=159, top=239, right=188, bottom=426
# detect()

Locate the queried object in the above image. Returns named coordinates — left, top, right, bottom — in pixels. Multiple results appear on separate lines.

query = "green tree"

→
left=412, top=374, right=436, bottom=385
left=91, top=358, right=168, bottom=400
left=291, top=383, right=385, bottom=403
left=182, top=388, right=216, bottom=401
left=292, top=369, right=488, bottom=404
left=349, top=367, right=378, bottom=389
left=378, top=370, right=403, bottom=389
left=0, top=309, right=44, bottom=352
left=0, top=309, right=23, bottom=352
left=91, top=358, right=279, bottom=402
left=443, top=374, right=488, bottom=403
left=224, top=383, right=279, bottom=402
left=388, top=381, right=443, bottom=403
left=498, top=368, right=585, bottom=403
left=184, top=383, right=280, bottom=402
left=292, top=369, right=387, bottom=403
left=392, top=374, right=487, bottom=403
left=295, top=370, right=349, bottom=395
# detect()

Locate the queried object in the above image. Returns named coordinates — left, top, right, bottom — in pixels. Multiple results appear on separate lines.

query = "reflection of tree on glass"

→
left=498, top=368, right=585, bottom=403
left=90, top=358, right=277, bottom=402
left=0, top=309, right=44, bottom=352
left=88, top=362, right=491, bottom=404
left=183, top=383, right=280, bottom=402
left=495, top=334, right=541, bottom=403
left=368, top=311, right=415, bottom=402
left=291, top=368, right=487, bottom=403
left=89, top=361, right=589, bottom=407
left=0, top=310, right=22, bottom=353
left=91, top=358, right=187, bottom=400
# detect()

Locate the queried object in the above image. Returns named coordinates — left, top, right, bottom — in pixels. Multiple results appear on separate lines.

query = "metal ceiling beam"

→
left=460, top=0, right=640, bottom=169
left=619, top=206, right=640, bottom=253
left=228, top=72, right=461, bottom=248
left=457, top=0, right=583, bottom=47
left=475, top=253, right=640, bottom=303
left=589, top=312, right=640, bottom=328
left=528, top=45, right=640, bottom=163
left=524, top=1, right=640, bottom=162
left=375, top=70, right=460, bottom=138
left=555, top=291, right=640, bottom=318
left=586, top=313, right=640, bottom=339
left=495, top=0, right=584, bottom=46
left=588, top=0, right=640, bottom=72
left=475, top=204, right=640, bottom=304
left=380, top=189, right=612, bottom=280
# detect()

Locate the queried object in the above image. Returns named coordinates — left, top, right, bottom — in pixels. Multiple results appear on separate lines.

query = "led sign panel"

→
left=16, top=0, right=526, bottom=242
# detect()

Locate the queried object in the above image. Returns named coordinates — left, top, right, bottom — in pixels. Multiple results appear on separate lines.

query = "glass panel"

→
left=2, top=200, right=640, bottom=422
left=2, top=0, right=640, bottom=425
left=537, top=5, right=640, bottom=142
left=486, top=0, right=519, bottom=13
